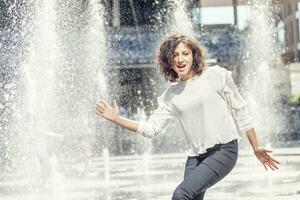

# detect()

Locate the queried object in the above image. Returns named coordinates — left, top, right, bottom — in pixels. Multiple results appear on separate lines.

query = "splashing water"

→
left=14, top=0, right=61, bottom=186
left=241, top=0, right=285, bottom=142
left=5, top=0, right=108, bottom=197
left=170, top=0, right=194, bottom=36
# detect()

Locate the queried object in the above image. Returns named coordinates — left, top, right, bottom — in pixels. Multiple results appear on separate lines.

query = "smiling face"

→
left=172, top=42, right=194, bottom=81
left=157, top=34, right=206, bottom=82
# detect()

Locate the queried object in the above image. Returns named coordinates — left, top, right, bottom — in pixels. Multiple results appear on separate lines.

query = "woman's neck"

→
left=180, top=72, right=195, bottom=81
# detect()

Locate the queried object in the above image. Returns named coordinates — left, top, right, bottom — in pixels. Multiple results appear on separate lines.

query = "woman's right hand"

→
left=96, top=100, right=119, bottom=122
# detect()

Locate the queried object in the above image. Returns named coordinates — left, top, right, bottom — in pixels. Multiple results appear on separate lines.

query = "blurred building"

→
left=275, top=0, right=300, bottom=141
left=276, top=0, right=300, bottom=95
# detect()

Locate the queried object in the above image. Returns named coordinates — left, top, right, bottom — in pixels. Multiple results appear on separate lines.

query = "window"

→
left=119, top=0, right=168, bottom=26
left=297, top=18, right=300, bottom=42
left=237, top=5, right=251, bottom=30
left=277, top=22, right=285, bottom=53
left=200, top=6, right=234, bottom=25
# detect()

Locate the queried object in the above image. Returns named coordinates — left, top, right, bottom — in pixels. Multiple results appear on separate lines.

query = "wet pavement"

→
left=0, top=147, right=300, bottom=200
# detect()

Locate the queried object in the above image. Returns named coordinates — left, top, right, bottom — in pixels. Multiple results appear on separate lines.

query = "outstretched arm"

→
left=214, top=67, right=280, bottom=171
left=246, top=128, right=280, bottom=171
left=96, top=100, right=139, bottom=132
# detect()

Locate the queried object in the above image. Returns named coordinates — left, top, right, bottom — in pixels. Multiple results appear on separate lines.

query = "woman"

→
left=96, top=34, right=280, bottom=200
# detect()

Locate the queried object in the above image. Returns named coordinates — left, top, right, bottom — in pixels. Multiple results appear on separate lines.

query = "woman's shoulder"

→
left=158, top=83, right=178, bottom=102
left=206, top=65, right=227, bottom=73
left=205, top=65, right=231, bottom=79
left=161, top=79, right=181, bottom=94
left=164, top=83, right=177, bottom=96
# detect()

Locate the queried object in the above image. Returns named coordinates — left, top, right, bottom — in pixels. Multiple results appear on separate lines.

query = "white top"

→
left=136, top=65, right=254, bottom=156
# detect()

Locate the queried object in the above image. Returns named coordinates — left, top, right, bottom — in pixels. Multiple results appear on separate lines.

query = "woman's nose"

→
left=178, top=55, right=184, bottom=62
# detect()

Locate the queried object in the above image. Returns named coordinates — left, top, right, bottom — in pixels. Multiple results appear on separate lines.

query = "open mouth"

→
left=177, top=64, right=186, bottom=69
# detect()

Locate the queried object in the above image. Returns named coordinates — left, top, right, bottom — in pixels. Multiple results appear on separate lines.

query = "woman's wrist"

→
left=253, top=146, right=260, bottom=152
left=109, top=114, right=139, bottom=132
left=246, top=128, right=260, bottom=152
left=251, top=142, right=260, bottom=152
left=113, top=114, right=120, bottom=124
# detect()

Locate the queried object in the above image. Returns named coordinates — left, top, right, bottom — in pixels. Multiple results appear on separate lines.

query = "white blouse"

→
left=136, top=65, right=254, bottom=156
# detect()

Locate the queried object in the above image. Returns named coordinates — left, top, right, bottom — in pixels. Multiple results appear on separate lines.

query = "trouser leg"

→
left=193, top=192, right=205, bottom=200
left=172, top=162, right=220, bottom=200
left=172, top=140, right=238, bottom=200
left=183, top=156, right=206, bottom=200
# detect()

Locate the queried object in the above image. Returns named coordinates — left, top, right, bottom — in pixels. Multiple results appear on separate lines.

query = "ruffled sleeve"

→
left=215, top=66, right=254, bottom=133
left=136, top=88, right=176, bottom=138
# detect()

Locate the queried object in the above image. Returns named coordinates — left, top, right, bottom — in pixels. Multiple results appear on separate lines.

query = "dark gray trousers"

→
left=172, top=140, right=238, bottom=200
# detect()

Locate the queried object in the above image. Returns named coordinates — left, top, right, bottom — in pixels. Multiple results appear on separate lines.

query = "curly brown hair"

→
left=157, top=34, right=207, bottom=82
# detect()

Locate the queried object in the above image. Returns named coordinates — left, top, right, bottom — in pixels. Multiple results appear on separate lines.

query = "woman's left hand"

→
left=254, top=147, right=280, bottom=171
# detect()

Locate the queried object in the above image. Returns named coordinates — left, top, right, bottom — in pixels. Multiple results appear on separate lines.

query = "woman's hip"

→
left=202, top=139, right=238, bottom=177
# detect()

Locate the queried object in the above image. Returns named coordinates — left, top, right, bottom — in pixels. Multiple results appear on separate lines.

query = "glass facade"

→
left=104, top=0, right=169, bottom=27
